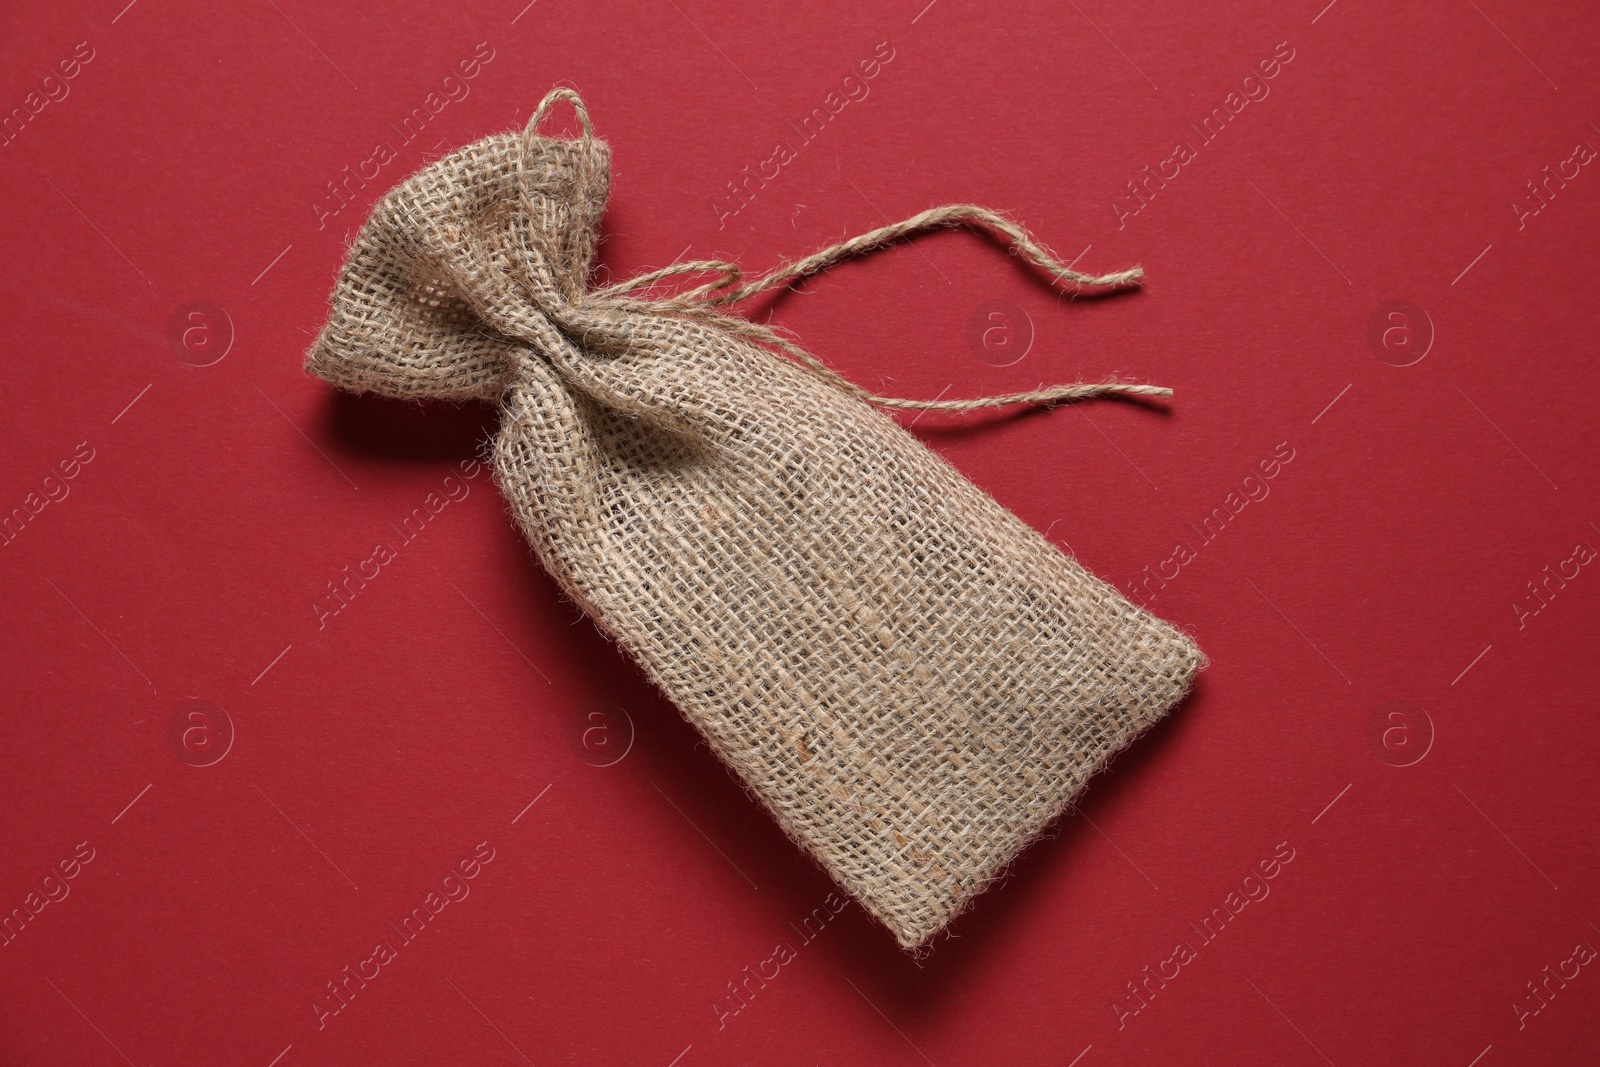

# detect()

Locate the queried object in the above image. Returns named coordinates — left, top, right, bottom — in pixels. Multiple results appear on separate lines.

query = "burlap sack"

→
left=306, top=88, right=1203, bottom=949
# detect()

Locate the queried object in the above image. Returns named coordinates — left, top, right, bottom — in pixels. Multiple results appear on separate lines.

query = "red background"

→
left=3, top=1, right=1598, bottom=1064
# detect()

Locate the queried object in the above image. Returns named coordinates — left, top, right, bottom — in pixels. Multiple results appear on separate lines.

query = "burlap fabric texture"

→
left=306, top=88, right=1204, bottom=949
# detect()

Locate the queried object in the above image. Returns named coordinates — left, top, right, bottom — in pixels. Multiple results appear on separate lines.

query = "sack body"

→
left=307, top=101, right=1203, bottom=949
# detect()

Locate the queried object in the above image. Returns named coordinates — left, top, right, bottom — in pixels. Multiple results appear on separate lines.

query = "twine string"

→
left=519, top=88, right=1171, bottom=412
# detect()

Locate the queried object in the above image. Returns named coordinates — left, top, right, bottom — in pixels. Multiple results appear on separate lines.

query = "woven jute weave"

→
left=306, top=88, right=1203, bottom=949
